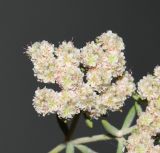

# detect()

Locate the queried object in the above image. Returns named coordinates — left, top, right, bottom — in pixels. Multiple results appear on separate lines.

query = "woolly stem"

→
left=49, top=134, right=111, bottom=153
left=71, top=134, right=112, bottom=144
left=49, top=125, right=136, bottom=153
left=116, top=138, right=125, bottom=153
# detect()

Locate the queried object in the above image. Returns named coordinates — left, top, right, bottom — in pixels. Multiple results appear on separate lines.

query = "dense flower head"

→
left=100, top=72, right=135, bottom=111
left=26, top=41, right=56, bottom=83
left=33, top=87, right=59, bottom=116
left=26, top=31, right=135, bottom=119
left=127, top=105, right=160, bottom=153
left=96, top=30, right=125, bottom=51
left=138, top=66, right=160, bottom=101
left=81, top=41, right=103, bottom=67
left=127, top=66, right=160, bottom=153
left=55, top=41, right=81, bottom=67
left=54, top=65, right=84, bottom=90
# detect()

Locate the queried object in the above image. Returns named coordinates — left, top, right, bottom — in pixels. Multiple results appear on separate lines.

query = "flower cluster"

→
left=26, top=31, right=135, bottom=119
left=127, top=66, right=160, bottom=153
left=27, top=41, right=56, bottom=83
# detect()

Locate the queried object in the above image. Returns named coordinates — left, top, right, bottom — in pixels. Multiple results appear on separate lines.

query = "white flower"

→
left=138, top=75, right=160, bottom=101
left=26, top=41, right=56, bottom=83
left=96, top=30, right=125, bottom=51
left=57, top=90, right=80, bottom=119
left=100, top=72, right=135, bottom=111
left=154, top=65, right=160, bottom=79
left=127, top=67, right=160, bottom=153
left=81, top=41, right=103, bottom=67
left=33, top=87, right=59, bottom=116
left=55, top=41, right=80, bottom=66
left=54, top=65, right=84, bottom=90
left=26, top=31, right=134, bottom=119
left=86, top=67, right=112, bottom=91
left=127, top=106, right=160, bottom=153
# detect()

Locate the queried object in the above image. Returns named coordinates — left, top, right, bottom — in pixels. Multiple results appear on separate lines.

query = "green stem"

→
left=116, top=138, right=125, bottom=153
left=48, top=125, right=136, bottom=153
left=49, top=134, right=112, bottom=153
left=56, top=116, right=69, bottom=139
left=71, top=134, right=112, bottom=144
left=135, top=101, right=143, bottom=115
left=65, top=113, right=80, bottom=142
left=52, top=115, right=136, bottom=153
left=115, top=126, right=136, bottom=138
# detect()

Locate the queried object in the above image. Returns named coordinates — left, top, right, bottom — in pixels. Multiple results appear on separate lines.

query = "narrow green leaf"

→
left=76, top=144, right=97, bottom=153
left=121, top=105, right=136, bottom=129
left=49, top=144, right=65, bottom=153
left=85, top=119, right=93, bottom=128
left=135, top=102, right=143, bottom=115
left=101, top=120, right=119, bottom=137
left=116, top=139, right=124, bottom=153
left=66, top=143, right=74, bottom=153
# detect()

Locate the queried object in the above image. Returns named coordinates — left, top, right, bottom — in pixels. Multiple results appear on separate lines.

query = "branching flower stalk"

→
left=49, top=124, right=136, bottom=153
left=26, top=30, right=160, bottom=153
left=49, top=102, right=138, bottom=153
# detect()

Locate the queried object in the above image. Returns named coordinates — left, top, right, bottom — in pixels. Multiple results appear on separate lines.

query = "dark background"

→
left=0, top=0, right=160, bottom=153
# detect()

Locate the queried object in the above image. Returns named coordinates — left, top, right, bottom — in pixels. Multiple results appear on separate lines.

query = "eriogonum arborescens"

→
left=26, top=31, right=160, bottom=153
left=26, top=31, right=135, bottom=119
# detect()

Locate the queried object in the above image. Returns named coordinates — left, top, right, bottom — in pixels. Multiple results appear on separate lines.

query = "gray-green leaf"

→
left=121, top=105, right=136, bottom=129
left=66, top=143, right=74, bottom=153
left=76, top=145, right=97, bottom=153
left=101, top=120, right=119, bottom=137
left=49, top=144, right=66, bottom=153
